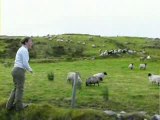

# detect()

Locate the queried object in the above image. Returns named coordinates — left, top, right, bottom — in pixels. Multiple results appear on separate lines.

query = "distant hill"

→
left=0, top=34, right=159, bottom=60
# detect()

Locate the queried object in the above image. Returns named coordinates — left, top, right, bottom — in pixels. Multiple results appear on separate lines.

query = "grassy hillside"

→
left=0, top=34, right=159, bottom=119
left=0, top=58, right=159, bottom=118
left=0, top=34, right=160, bottom=59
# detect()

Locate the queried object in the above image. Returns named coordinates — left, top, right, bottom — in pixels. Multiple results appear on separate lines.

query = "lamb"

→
left=139, top=63, right=147, bottom=70
left=67, top=72, right=82, bottom=89
left=128, top=63, right=134, bottom=70
left=86, top=76, right=100, bottom=86
left=146, top=55, right=151, bottom=60
left=148, top=73, right=160, bottom=85
left=93, top=72, right=107, bottom=81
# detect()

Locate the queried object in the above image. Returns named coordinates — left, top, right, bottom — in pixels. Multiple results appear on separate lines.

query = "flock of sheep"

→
left=128, top=63, right=147, bottom=70
left=67, top=72, right=107, bottom=89
left=128, top=63, right=160, bottom=85
left=66, top=63, right=160, bottom=89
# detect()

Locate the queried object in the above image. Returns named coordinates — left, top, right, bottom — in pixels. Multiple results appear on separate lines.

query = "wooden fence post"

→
left=71, top=72, right=78, bottom=108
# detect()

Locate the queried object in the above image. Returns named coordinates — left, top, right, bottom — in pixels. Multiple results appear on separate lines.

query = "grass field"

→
left=0, top=35, right=160, bottom=119
left=0, top=58, right=159, bottom=118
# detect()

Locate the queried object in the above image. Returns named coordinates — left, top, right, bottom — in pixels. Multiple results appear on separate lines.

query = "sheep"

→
left=67, top=72, right=82, bottom=89
left=86, top=76, right=100, bottom=86
left=148, top=73, right=160, bottom=85
left=92, top=44, right=96, bottom=48
left=140, top=56, right=146, bottom=61
left=139, top=63, right=147, bottom=70
left=128, top=63, right=134, bottom=70
left=146, top=55, right=151, bottom=60
left=93, top=72, right=107, bottom=81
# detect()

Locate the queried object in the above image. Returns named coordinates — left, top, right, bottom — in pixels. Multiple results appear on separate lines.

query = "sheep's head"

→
left=104, top=72, right=107, bottom=75
left=86, top=81, right=89, bottom=86
left=148, top=73, right=152, bottom=77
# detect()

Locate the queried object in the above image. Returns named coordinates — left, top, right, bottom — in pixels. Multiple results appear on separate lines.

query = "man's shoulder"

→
left=20, top=46, right=28, bottom=51
left=17, top=46, right=28, bottom=53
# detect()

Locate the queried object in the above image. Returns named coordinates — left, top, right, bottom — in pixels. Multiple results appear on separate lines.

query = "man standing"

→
left=6, top=37, right=33, bottom=111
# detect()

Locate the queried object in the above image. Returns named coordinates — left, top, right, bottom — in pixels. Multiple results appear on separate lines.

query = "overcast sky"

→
left=1, top=0, right=160, bottom=38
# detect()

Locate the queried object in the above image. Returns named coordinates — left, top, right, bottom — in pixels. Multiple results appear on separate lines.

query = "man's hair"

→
left=21, top=37, right=31, bottom=45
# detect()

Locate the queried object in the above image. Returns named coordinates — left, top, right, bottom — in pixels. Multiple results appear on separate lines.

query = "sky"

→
left=1, top=0, right=160, bottom=38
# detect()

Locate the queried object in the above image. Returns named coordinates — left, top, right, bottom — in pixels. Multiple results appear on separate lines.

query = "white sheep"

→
left=146, top=55, right=151, bottom=60
left=128, top=63, right=134, bottom=70
left=139, top=63, right=147, bottom=70
left=67, top=72, right=82, bottom=89
left=148, top=73, right=160, bottom=85
left=93, top=72, right=107, bottom=81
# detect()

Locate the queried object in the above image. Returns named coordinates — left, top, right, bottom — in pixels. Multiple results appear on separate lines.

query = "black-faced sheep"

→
left=67, top=72, right=82, bottom=89
left=86, top=76, right=100, bottom=86
left=148, top=73, right=160, bottom=85
left=139, top=63, right=147, bottom=70
left=128, top=63, right=134, bottom=70
left=93, top=72, right=107, bottom=81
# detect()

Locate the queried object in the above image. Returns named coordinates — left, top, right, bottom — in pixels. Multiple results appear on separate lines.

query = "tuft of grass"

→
left=47, top=72, right=54, bottom=81
left=102, top=86, right=109, bottom=101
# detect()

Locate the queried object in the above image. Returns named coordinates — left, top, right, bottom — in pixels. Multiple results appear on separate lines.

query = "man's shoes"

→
left=15, top=103, right=28, bottom=111
left=6, top=105, right=15, bottom=111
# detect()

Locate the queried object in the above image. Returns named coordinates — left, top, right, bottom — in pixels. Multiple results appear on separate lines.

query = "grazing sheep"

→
left=140, top=56, right=146, bottom=61
left=148, top=73, right=160, bottom=85
left=67, top=72, right=82, bottom=89
left=146, top=55, right=151, bottom=60
left=92, top=44, right=96, bottom=48
left=93, top=72, right=107, bottom=81
left=128, top=63, right=134, bottom=70
left=86, top=76, right=100, bottom=86
left=139, top=63, right=147, bottom=70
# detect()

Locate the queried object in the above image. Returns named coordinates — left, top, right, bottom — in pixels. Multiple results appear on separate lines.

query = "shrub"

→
left=65, top=57, right=73, bottom=62
left=102, top=87, right=109, bottom=101
left=47, top=72, right=54, bottom=81
left=3, top=62, right=12, bottom=67
left=29, top=46, right=37, bottom=58
left=52, top=46, right=65, bottom=57
left=71, top=46, right=84, bottom=57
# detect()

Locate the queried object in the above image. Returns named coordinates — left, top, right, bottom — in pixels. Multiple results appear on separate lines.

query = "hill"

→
left=0, top=34, right=160, bottom=60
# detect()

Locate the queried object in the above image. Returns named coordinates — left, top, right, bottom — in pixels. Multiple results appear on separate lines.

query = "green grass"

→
left=0, top=34, right=160, bottom=119
left=0, top=58, right=159, bottom=117
left=0, top=102, right=112, bottom=120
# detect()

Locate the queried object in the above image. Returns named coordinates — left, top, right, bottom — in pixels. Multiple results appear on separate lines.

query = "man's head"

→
left=21, top=37, right=33, bottom=49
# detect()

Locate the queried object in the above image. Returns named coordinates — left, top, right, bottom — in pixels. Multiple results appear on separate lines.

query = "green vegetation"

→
left=0, top=34, right=159, bottom=119
left=0, top=34, right=160, bottom=59
left=47, top=72, right=54, bottom=81
left=0, top=102, right=112, bottom=120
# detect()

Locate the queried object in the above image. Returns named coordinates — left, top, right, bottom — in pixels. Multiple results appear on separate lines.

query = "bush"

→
left=71, top=46, right=85, bottom=57
left=29, top=46, right=37, bottom=58
left=102, top=87, right=109, bottom=101
left=3, top=62, right=12, bottom=67
left=47, top=72, right=54, bottom=81
left=52, top=46, right=65, bottom=57
left=65, top=57, right=73, bottom=62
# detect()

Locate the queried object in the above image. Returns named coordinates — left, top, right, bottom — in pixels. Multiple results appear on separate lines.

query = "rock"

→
left=104, top=110, right=117, bottom=116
